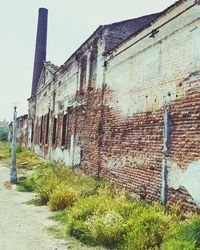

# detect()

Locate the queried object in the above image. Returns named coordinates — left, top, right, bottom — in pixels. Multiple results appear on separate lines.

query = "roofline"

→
left=103, top=12, right=160, bottom=27
left=105, top=0, right=187, bottom=55
left=53, top=25, right=105, bottom=76
left=52, top=1, right=188, bottom=76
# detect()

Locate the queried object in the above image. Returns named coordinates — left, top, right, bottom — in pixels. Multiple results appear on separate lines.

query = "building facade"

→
left=15, top=0, right=200, bottom=212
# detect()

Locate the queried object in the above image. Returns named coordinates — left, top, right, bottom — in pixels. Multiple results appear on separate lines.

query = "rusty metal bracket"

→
left=149, top=29, right=159, bottom=38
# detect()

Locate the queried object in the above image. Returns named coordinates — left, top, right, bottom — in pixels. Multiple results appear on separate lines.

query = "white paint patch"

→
left=51, top=147, right=71, bottom=165
left=33, top=144, right=43, bottom=157
left=69, top=134, right=81, bottom=166
left=167, top=158, right=200, bottom=207
left=51, top=135, right=81, bottom=166
left=106, top=155, right=146, bottom=169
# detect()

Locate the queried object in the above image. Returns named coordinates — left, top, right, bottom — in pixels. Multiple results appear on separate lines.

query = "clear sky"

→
left=0, top=0, right=176, bottom=122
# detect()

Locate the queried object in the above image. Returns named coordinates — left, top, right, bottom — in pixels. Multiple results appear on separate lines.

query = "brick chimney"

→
left=31, top=8, right=48, bottom=97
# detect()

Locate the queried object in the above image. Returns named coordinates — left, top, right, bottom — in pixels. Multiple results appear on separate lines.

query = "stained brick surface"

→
left=11, top=0, right=200, bottom=212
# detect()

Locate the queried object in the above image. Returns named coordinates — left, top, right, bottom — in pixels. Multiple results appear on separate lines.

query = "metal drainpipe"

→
left=97, top=42, right=106, bottom=180
left=161, top=106, right=171, bottom=207
left=72, top=107, right=78, bottom=171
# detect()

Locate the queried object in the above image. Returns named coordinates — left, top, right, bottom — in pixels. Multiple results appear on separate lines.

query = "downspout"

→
left=72, top=107, right=78, bottom=171
left=97, top=37, right=106, bottom=180
left=71, top=71, right=80, bottom=170
left=161, top=106, right=171, bottom=207
left=97, top=82, right=106, bottom=180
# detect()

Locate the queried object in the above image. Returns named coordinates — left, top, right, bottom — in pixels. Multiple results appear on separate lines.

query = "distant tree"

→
left=0, top=127, right=8, bottom=141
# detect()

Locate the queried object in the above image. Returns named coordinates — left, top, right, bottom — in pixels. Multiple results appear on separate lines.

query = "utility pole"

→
left=10, top=106, right=17, bottom=183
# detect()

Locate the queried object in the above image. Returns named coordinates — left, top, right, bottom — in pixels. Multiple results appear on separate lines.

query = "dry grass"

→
left=4, top=181, right=12, bottom=190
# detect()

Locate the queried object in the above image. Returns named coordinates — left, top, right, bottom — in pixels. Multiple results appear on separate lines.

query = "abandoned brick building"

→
left=13, top=0, right=200, bottom=212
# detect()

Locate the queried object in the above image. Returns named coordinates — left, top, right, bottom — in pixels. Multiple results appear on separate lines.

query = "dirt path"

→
left=0, top=163, right=68, bottom=250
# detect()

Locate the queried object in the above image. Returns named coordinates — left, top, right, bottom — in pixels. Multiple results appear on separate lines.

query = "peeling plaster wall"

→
left=105, top=1, right=200, bottom=117
left=16, top=0, right=200, bottom=212
left=102, top=1, right=200, bottom=210
left=15, top=115, right=28, bottom=147
left=29, top=38, right=105, bottom=170
left=167, top=158, right=200, bottom=207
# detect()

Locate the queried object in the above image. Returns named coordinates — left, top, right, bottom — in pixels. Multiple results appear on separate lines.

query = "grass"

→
left=0, top=142, right=11, bottom=165
left=0, top=142, right=44, bottom=173
left=16, top=161, right=200, bottom=249
left=1, top=142, right=199, bottom=249
left=46, top=224, right=107, bottom=250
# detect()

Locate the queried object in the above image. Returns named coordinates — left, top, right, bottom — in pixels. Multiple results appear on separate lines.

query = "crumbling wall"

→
left=103, top=0, right=200, bottom=211
left=23, top=0, right=200, bottom=212
left=31, top=38, right=105, bottom=174
left=9, top=115, right=28, bottom=147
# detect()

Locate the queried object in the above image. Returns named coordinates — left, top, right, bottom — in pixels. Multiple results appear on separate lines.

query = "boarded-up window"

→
left=52, top=117, right=57, bottom=145
left=31, top=120, right=34, bottom=143
left=45, top=111, right=50, bottom=144
left=61, top=114, right=67, bottom=146
left=40, top=116, right=43, bottom=144
left=80, top=56, right=87, bottom=92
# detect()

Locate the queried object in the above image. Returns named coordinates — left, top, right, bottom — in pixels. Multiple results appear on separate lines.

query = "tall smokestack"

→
left=31, top=8, right=48, bottom=97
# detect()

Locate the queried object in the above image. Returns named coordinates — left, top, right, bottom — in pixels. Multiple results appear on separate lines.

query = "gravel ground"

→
left=0, top=163, right=68, bottom=250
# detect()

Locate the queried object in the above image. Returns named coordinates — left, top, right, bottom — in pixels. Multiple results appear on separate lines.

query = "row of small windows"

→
left=36, top=112, right=70, bottom=148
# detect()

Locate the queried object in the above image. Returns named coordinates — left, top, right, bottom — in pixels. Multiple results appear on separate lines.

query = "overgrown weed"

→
left=10, top=145, right=200, bottom=250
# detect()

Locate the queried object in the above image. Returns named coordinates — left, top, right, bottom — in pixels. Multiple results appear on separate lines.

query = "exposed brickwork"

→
left=168, top=186, right=200, bottom=214
left=15, top=115, right=28, bottom=147
left=169, top=83, right=200, bottom=169
left=11, top=0, right=200, bottom=212
left=70, top=89, right=103, bottom=176
left=100, top=87, right=164, bottom=202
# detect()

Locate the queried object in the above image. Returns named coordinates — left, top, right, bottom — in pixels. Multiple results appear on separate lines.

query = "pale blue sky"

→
left=0, top=0, right=176, bottom=121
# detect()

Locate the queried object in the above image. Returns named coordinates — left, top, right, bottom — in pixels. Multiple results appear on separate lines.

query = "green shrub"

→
left=16, top=146, right=44, bottom=167
left=177, top=218, right=200, bottom=247
left=0, top=127, right=8, bottom=141
left=86, top=210, right=126, bottom=248
left=12, top=154, right=200, bottom=250
left=124, top=209, right=171, bottom=250
left=33, top=163, right=100, bottom=207
left=49, top=210, right=68, bottom=224
left=67, top=195, right=103, bottom=243
left=16, top=144, right=23, bottom=153
left=0, top=142, right=11, bottom=162
left=162, top=218, right=200, bottom=250
left=48, top=184, right=78, bottom=211
left=161, top=239, right=196, bottom=250
left=36, top=178, right=59, bottom=205
left=67, top=186, right=143, bottom=248
left=50, top=164, right=98, bottom=197
left=17, top=175, right=37, bottom=192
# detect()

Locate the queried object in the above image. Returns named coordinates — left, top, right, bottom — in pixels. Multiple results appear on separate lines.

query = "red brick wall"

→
left=72, top=89, right=103, bottom=176
left=101, top=90, right=164, bottom=202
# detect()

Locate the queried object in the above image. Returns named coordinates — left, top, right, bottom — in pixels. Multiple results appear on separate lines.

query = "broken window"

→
left=61, top=114, right=67, bottom=146
left=45, top=111, right=50, bottom=144
left=88, top=44, right=97, bottom=88
left=79, top=56, right=87, bottom=92
left=40, top=116, right=43, bottom=144
left=52, top=117, right=57, bottom=145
